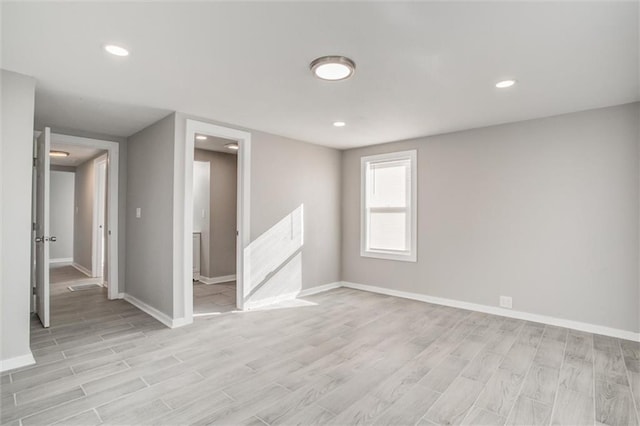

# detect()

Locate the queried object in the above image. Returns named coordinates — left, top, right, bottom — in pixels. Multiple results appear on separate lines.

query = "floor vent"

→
left=68, top=283, right=103, bottom=292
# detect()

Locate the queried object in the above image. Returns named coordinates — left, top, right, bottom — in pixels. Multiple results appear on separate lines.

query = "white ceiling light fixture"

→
left=333, top=121, right=346, bottom=127
left=195, top=135, right=208, bottom=140
left=495, top=79, right=516, bottom=88
left=49, top=150, right=70, bottom=158
left=104, top=44, right=130, bottom=57
left=310, top=56, right=356, bottom=81
left=225, top=143, right=239, bottom=151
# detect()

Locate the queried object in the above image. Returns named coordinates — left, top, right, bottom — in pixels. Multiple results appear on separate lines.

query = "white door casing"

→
left=49, top=133, right=119, bottom=299
left=181, top=119, right=251, bottom=325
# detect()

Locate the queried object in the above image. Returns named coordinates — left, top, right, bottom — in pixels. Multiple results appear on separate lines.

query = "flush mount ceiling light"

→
left=496, top=79, right=516, bottom=88
left=225, top=143, right=239, bottom=151
left=195, top=135, right=208, bottom=140
left=310, top=56, right=356, bottom=81
left=333, top=121, right=346, bottom=127
left=104, top=44, right=129, bottom=57
left=49, top=151, right=69, bottom=158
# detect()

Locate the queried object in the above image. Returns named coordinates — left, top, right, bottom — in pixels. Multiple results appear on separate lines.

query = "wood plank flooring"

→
left=50, top=265, right=103, bottom=289
left=193, top=282, right=236, bottom=315
left=1, top=285, right=639, bottom=425
left=49, top=265, right=92, bottom=285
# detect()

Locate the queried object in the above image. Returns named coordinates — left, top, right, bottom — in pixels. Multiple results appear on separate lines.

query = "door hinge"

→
left=32, top=222, right=37, bottom=231
left=32, top=287, right=37, bottom=295
left=33, top=157, right=37, bottom=167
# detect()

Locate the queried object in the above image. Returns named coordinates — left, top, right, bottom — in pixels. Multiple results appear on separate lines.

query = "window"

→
left=361, top=150, right=417, bottom=262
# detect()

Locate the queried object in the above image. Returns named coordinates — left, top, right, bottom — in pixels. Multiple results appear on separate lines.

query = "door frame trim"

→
left=179, top=119, right=251, bottom=325
left=51, top=133, right=120, bottom=300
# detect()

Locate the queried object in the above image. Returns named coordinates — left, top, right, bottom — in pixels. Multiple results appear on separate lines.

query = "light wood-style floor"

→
left=49, top=264, right=103, bottom=291
left=1, top=285, right=638, bottom=425
left=49, top=265, right=90, bottom=285
left=193, top=281, right=236, bottom=315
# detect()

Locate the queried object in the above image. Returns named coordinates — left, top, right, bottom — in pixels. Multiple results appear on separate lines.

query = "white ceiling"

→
left=2, top=2, right=638, bottom=149
left=35, top=87, right=170, bottom=139
left=195, top=135, right=238, bottom=155
left=50, top=138, right=105, bottom=167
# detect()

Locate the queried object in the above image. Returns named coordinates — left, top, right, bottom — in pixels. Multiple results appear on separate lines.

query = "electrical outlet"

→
left=499, top=296, right=512, bottom=309
left=136, top=208, right=142, bottom=218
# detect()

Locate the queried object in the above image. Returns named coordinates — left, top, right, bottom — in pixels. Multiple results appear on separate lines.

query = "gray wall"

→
left=250, top=130, right=342, bottom=292
left=51, top=165, right=76, bottom=173
left=1, top=70, right=36, bottom=367
left=126, top=113, right=176, bottom=316
left=194, top=149, right=237, bottom=278
left=73, top=159, right=94, bottom=272
left=50, top=171, right=75, bottom=260
left=342, top=103, right=640, bottom=333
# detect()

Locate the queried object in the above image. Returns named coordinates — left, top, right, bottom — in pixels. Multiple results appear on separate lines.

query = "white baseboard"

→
left=342, top=281, right=640, bottom=342
left=123, top=293, right=190, bottom=329
left=171, top=317, right=194, bottom=328
left=50, top=257, right=72, bottom=264
left=199, top=274, right=236, bottom=285
left=0, top=352, right=35, bottom=372
left=298, top=282, right=343, bottom=297
left=72, top=263, right=92, bottom=277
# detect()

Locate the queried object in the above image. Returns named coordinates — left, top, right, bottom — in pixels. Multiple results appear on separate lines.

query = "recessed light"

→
left=49, top=151, right=69, bottom=158
left=333, top=121, right=346, bottom=127
left=310, top=56, right=356, bottom=81
left=225, top=143, right=239, bottom=151
left=104, top=44, right=129, bottom=57
left=195, top=135, right=207, bottom=140
left=496, top=79, right=516, bottom=88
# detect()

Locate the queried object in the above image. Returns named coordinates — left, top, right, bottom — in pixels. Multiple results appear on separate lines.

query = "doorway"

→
left=180, top=120, right=251, bottom=323
left=192, top=137, right=238, bottom=315
left=49, top=151, right=108, bottom=292
left=32, top=130, right=120, bottom=327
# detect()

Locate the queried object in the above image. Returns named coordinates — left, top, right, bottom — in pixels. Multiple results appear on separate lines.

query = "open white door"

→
left=35, top=127, right=51, bottom=327
left=92, top=156, right=107, bottom=280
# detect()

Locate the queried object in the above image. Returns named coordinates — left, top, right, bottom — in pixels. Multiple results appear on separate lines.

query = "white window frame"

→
left=361, top=150, right=417, bottom=262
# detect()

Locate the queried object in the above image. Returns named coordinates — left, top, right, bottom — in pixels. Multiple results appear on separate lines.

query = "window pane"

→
left=369, top=211, right=407, bottom=251
left=369, top=161, right=408, bottom=208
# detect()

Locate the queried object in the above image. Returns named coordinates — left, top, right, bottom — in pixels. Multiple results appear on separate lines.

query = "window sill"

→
left=360, top=250, right=416, bottom=263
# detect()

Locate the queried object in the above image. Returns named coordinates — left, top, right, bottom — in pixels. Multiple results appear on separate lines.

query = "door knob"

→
left=50, top=236, right=57, bottom=242
left=35, top=236, right=43, bottom=243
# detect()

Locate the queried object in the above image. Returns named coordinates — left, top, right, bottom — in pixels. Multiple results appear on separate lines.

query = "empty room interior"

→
left=0, top=2, right=639, bottom=426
